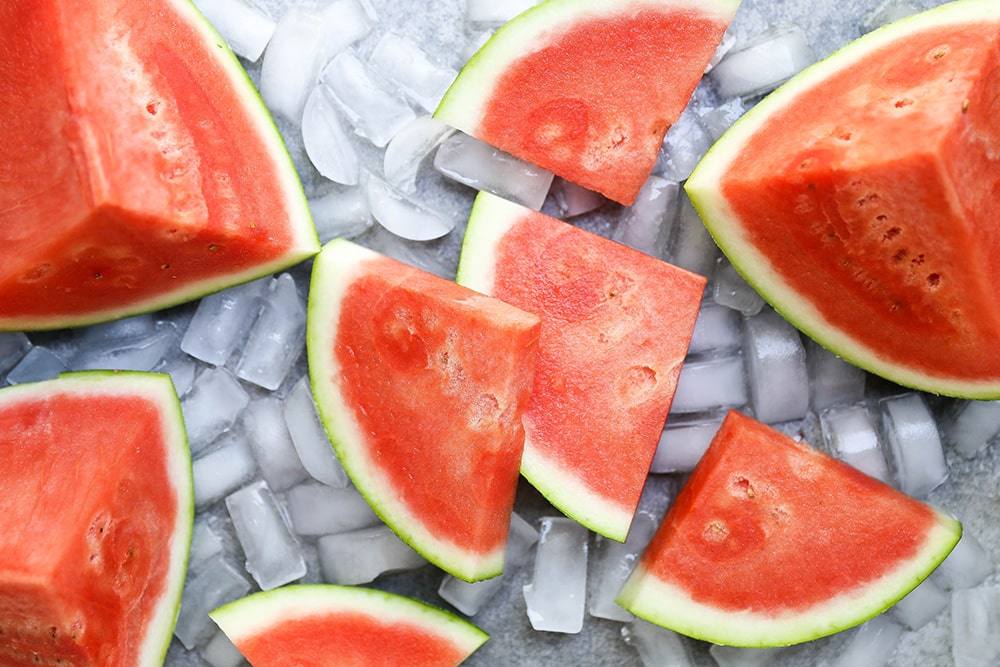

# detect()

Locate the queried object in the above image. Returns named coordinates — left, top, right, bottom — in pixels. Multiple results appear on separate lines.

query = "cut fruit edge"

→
left=685, top=0, right=1000, bottom=398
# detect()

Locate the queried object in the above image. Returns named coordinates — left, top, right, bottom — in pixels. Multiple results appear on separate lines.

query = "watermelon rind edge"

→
left=685, top=0, right=1000, bottom=399
left=616, top=508, right=961, bottom=647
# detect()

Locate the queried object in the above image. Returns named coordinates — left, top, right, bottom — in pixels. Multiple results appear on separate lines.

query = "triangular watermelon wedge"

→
left=457, top=192, right=706, bottom=542
left=433, top=0, right=741, bottom=205
left=617, top=410, right=962, bottom=647
left=0, top=0, right=319, bottom=331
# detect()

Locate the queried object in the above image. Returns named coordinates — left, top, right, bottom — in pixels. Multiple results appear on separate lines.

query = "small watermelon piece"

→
left=686, top=0, right=1000, bottom=398
left=0, top=0, right=318, bottom=331
left=617, top=410, right=962, bottom=647
left=457, top=192, right=706, bottom=542
left=433, top=0, right=741, bottom=206
left=307, top=239, right=541, bottom=582
left=210, top=584, right=488, bottom=667
left=0, top=371, right=192, bottom=665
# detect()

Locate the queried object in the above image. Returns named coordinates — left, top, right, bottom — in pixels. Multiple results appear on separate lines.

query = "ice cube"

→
left=522, top=517, right=588, bottom=634
left=699, top=97, right=746, bottom=141
left=5, top=346, right=69, bottom=385
left=669, top=355, right=748, bottom=416
left=193, top=432, right=258, bottom=508
left=369, top=32, right=458, bottom=112
left=589, top=511, right=657, bottom=622
left=861, top=0, right=919, bottom=32
left=317, top=524, right=428, bottom=585
left=283, top=377, right=351, bottom=488
left=77, top=313, right=155, bottom=343
left=181, top=279, right=267, bottom=367
left=611, top=176, right=678, bottom=258
left=878, top=393, right=949, bottom=498
left=709, top=643, right=787, bottom=666
left=658, top=109, right=713, bottom=182
left=363, top=171, right=456, bottom=242
left=939, top=399, right=1000, bottom=459
left=174, top=556, right=252, bottom=650
left=301, top=84, right=361, bottom=185
left=743, top=308, right=810, bottom=424
left=308, top=187, right=372, bottom=243
left=465, top=0, right=538, bottom=25
left=549, top=178, right=606, bottom=219
left=890, top=576, right=950, bottom=630
left=199, top=630, right=246, bottom=667
left=188, top=519, right=226, bottom=575
left=952, top=584, right=1000, bottom=666
left=826, top=615, right=903, bottom=667
left=807, top=339, right=867, bottom=411
left=621, top=618, right=694, bottom=666
left=709, top=24, right=816, bottom=99
left=0, top=332, right=31, bottom=376
left=383, top=115, right=455, bottom=193
left=243, top=397, right=309, bottom=492
left=181, top=367, right=250, bottom=453
left=934, top=530, right=995, bottom=591
left=818, top=403, right=891, bottom=483
left=285, top=481, right=380, bottom=536
left=154, top=355, right=199, bottom=399
left=70, top=322, right=177, bottom=372
left=669, top=192, right=720, bottom=277
left=688, top=301, right=743, bottom=357
left=713, top=258, right=765, bottom=316
left=650, top=415, right=724, bottom=474
left=193, top=0, right=276, bottom=62
left=226, top=480, right=307, bottom=590
left=433, top=131, right=554, bottom=211
left=235, top=273, right=306, bottom=391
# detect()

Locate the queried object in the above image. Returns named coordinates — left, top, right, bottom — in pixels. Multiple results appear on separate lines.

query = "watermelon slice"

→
left=685, top=0, right=1000, bottom=398
left=433, top=0, right=741, bottom=205
left=0, top=371, right=192, bottom=665
left=307, top=239, right=541, bottom=582
left=457, top=192, right=706, bottom=542
left=0, top=0, right=319, bottom=331
left=210, top=584, right=488, bottom=666
left=616, top=410, right=962, bottom=647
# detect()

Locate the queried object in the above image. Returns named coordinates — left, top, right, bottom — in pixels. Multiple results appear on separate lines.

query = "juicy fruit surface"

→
left=617, top=410, right=962, bottom=647
left=686, top=0, right=1000, bottom=397
left=308, top=239, right=540, bottom=581
left=435, top=0, right=739, bottom=205
left=211, top=585, right=488, bottom=667
left=458, top=193, right=705, bottom=541
left=0, top=0, right=317, bottom=330
left=0, top=372, right=191, bottom=666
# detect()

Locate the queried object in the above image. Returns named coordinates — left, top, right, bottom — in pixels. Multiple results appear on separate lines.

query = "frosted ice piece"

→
left=611, top=176, right=678, bottom=258
left=369, top=32, right=458, bottom=112
left=705, top=28, right=737, bottom=73
left=174, top=557, right=252, bottom=650
left=669, top=193, right=720, bottom=277
left=827, top=615, right=904, bottom=667
left=78, top=313, right=155, bottom=343
left=889, top=576, right=949, bottom=630
left=658, top=109, right=713, bottom=182
left=669, top=356, right=748, bottom=416
left=878, top=393, right=949, bottom=498
left=320, top=51, right=417, bottom=148
left=244, top=397, right=309, bottom=492
left=550, top=177, right=606, bottom=219
left=650, top=415, right=724, bottom=473
left=709, top=643, right=787, bottom=667
left=200, top=630, right=246, bottom=667
left=465, top=0, right=537, bottom=25
left=5, top=346, right=69, bottom=385
left=709, top=24, right=816, bottom=99
left=181, top=367, right=250, bottom=453
left=523, top=517, right=588, bottom=634
left=934, top=531, right=995, bottom=591
left=363, top=171, right=456, bottom=241
left=621, top=619, right=694, bottom=666
left=309, top=187, right=372, bottom=243
left=818, top=404, right=891, bottom=483
left=940, top=399, right=1000, bottom=459
left=383, top=116, right=455, bottom=193
left=283, top=377, right=351, bottom=487
left=713, top=258, right=765, bottom=316
left=193, top=0, right=275, bottom=61
left=317, top=524, right=428, bottom=585
left=226, top=480, right=307, bottom=590
left=861, top=0, right=919, bottom=33
left=189, top=519, right=226, bottom=575
left=361, top=224, right=456, bottom=279
left=688, top=301, right=742, bottom=357
left=301, top=84, right=360, bottom=185
left=154, top=355, right=198, bottom=398
left=807, top=339, right=867, bottom=411
left=589, top=511, right=657, bottom=622
left=285, top=481, right=380, bottom=536
left=434, top=132, right=554, bottom=211
left=259, top=0, right=374, bottom=123
left=235, top=274, right=306, bottom=391
left=193, top=432, right=258, bottom=508
left=699, top=97, right=746, bottom=141
left=70, top=322, right=177, bottom=372
left=438, top=513, right=539, bottom=616
left=0, top=332, right=31, bottom=376
left=743, top=308, right=810, bottom=424
left=181, top=279, right=266, bottom=367
left=952, top=584, right=1000, bottom=667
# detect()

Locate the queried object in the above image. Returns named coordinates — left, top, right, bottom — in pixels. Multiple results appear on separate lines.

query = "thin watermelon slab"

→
left=307, top=239, right=541, bottom=582
left=0, top=371, right=192, bottom=665
left=686, top=0, right=1000, bottom=398
left=433, top=0, right=741, bottom=206
left=0, top=0, right=318, bottom=331
left=457, top=192, right=706, bottom=542
left=617, top=410, right=962, bottom=647
left=210, top=584, right=488, bottom=666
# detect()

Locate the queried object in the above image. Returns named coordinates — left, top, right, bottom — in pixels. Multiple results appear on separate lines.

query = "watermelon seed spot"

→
left=911, top=254, right=925, bottom=266
left=882, top=226, right=900, bottom=241
left=93, top=272, right=102, bottom=280
left=962, top=99, right=970, bottom=113
left=49, top=626, right=57, bottom=638
left=703, top=521, right=729, bottom=542
left=145, top=102, right=159, bottom=115
left=892, top=248, right=907, bottom=262
left=927, top=273, right=941, bottom=288
left=208, top=244, right=218, bottom=252
left=837, top=130, right=853, bottom=141
left=894, top=97, right=914, bottom=108
left=161, top=264, right=170, bottom=270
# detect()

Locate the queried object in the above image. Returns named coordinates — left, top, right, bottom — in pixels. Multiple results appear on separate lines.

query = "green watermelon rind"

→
left=685, top=0, right=1000, bottom=399
left=457, top=192, right=635, bottom=541
left=1, top=371, right=193, bottom=666
left=306, top=239, right=509, bottom=582
left=209, top=584, right=488, bottom=662
left=616, top=511, right=961, bottom=647
left=3, top=0, right=319, bottom=332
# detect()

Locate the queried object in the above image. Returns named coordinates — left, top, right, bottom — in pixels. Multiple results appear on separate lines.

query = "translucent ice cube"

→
left=283, top=377, right=350, bottom=487
left=934, top=530, right=995, bottom=591
left=713, top=258, right=765, bottom=316
left=308, top=187, right=372, bottom=243
left=819, top=403, right=891, bottom=483
left=807, top=339, right=867, bottom=412
left=826, top=615, right=903, bottom=667
left=658, top=109, right=713, bottom=182
left=235, top=273, right=306, bottom=391
left=589, top=511, right=657, bottom=622
left=523, top=517, right=588, bottom=634
left=0, top=332, right=31, bottom=376
left=939, top=399, right=1000, bottom=459
left=5, top=346, right=69, bottom=385
left=301, top=84, right=360, bottom=185
left=687, top=301, right=742, bottom=357
left=369, top=32, right=458, bottom=112
left=611, top=176, right=678, bottom=258
left=383, top=116, right=455, bottom=193
left=549, top=178, right=606, bottom=219
left=650, top=414, right=724, bottom=474
left=890, top=576, right=950, bottom=630
left=226, top=480, right=307, bottom=590
left=465, top=0, right=538, bottom=25
left=668, top=192, right=720, bottom=277
left=181, top=367, right=250, bottom=453
left=70, top=322, right=177, bottom=372
left=174, top=557, right=252, bottom=650
left=709, top=24, right=816, bottom=99
left=743, top=308, right=810, bottom=424
left=181, top=279, right=267, bottom=367
left=363, top=170, right=456, bottom=241
left=193, top=0, right=276, bottom=62
left=317, top=524, right=428, bottom=585
left=669, top=355, right=748, bottom=416
left=243, top=397, right=309, bottom=492
left=285, top=481, right=380, bottom=536
left=878, top=393, right=949, bottom=498
left=193, top=432, right=258, bottom=508
left=952, top=584, right=1000, bottom=667
left=199, top=630, right=246, bottom=667
left=709, top=643, right=787, bottom=667
left=621, top=619, right=694, bottom=666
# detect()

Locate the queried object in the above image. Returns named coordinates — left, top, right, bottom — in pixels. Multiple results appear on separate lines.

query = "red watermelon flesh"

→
left=617, top=410, right=962, bottom=647
left=457, top=193, right=706, bottom=542
left=0, top=0, right=318, bottom=331
left=0, top=372, right=192, bottom=665
left=434, top=0, right=741, bottom=206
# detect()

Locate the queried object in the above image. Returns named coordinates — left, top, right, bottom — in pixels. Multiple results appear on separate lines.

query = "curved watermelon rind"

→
left=685, top=0, right=1000, bottom=399
left=617, top=511, right=960, bottom=647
